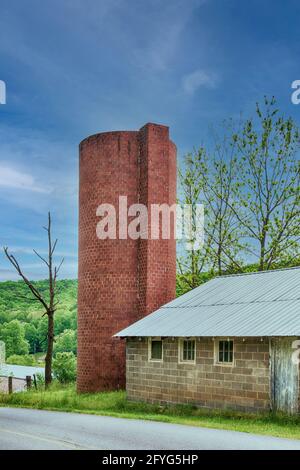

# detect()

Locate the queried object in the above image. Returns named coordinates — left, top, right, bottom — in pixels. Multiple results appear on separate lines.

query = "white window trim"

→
left=148, top=337, right=163, bottom=362
left=214, top=338, right=235, bottom=366
left=178, top=338, right=196, bottom=364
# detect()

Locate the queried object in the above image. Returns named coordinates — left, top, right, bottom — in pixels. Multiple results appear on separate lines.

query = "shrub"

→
left=6, top=354, right=35, bottom=366
left=53, top=352, right=76, bottom=384
left=53, top=329, right=77, bottom=355
left=34, top=372, right=45, bottom=389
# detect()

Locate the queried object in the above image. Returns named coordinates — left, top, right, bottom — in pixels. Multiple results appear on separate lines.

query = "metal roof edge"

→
left=216, top=266, right=300, bottom=279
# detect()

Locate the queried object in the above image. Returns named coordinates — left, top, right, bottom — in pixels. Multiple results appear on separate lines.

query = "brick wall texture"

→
left=126, top=337, right=271, bottom=412
left=77, top=123, right=177, bottom=392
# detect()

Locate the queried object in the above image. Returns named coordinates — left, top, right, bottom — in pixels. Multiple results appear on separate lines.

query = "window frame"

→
left=214, top=338, right=234, bottom=366
left=178, top=338, right=196, bottom=364
left=148, top=337, right=163, bottom=362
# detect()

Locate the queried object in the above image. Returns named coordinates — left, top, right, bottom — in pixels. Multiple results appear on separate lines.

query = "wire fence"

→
left=0, top=374, right=37, bottom=394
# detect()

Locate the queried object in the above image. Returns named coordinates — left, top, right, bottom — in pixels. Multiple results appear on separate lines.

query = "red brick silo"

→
left=77, top=123, right=176, bottom=392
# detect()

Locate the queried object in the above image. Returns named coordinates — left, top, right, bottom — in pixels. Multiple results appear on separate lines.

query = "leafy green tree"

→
left=231, top=97, right=300, bottom=270
left=178, top=148, right=210, bottom=291
left=178, top=98, right=300, bottom=295
left=178, top=137, right=244, bottom=292
left=53, top=352, right=77, bottom=383
left=55, top=312, right=74, bottom=335
left=0, top=320, right=29, bottom=357
left=54, top=329, right=77, bottom=355
left=24, top=323, right=39, bottom=354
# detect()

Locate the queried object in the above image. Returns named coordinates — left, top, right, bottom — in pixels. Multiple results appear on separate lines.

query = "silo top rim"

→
left=79, top=122, right=171, bottom=148
left=79, top=130, right=138, bottom=147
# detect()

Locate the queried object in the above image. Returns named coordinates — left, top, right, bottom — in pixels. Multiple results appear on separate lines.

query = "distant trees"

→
left=54, top=329, right=77, bottom=355
left=0, top=319, right=29, bottom=357
left=178, top=97, right=300, bottom=289
left=0, top=280, right=77, bottom=362
left=24, top=323, right=39, bottom=354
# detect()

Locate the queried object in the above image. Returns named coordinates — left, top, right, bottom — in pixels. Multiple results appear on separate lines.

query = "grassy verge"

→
left=0, top=384, right=300, bottom=440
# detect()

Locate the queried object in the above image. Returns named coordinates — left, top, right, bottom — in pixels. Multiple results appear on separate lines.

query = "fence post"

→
left=8, top=376, right=12, bottom=394
left=26, top=375, right=32, bottom=390
left=33, top=374, right=37, bottom=390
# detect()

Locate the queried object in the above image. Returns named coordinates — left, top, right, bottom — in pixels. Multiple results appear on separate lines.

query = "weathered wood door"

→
left=270, top=337, right=299, bottom=414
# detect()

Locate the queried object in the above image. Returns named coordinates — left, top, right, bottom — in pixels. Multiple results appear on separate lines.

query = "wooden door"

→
left=270, top=337, right=299, bottom=414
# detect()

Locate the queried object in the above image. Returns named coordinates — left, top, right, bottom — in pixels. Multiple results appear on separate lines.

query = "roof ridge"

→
left=216, top=265, right=300, bottom=279
left=165, top=297, right=300, bottom=307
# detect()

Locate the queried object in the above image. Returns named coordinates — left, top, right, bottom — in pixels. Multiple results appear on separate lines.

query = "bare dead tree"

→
left=3, top=212, right=64, bottom=387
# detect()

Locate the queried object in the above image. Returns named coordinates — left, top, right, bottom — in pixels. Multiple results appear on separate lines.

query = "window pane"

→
left=219, top=340, right=233, bottom=363
left=182, top=340, right=195, bottom=361
left=151, top=340, right=162, bottom=360
left=183, top=341, right=188, bottom=361
left=219, top=341, right=225, bottom=362
left=219, top=349, right=223, bottom=362
left=190, top=341, right=195, bottom=360
left=224, top=349, right=229, bottom=362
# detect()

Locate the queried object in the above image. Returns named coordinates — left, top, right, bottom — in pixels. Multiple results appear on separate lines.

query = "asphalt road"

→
left=0, top=407, right=300, bottom=450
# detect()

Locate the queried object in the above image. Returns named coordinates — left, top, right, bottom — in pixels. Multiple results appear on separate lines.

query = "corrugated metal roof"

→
left=115, top=267, right=300, bottom=337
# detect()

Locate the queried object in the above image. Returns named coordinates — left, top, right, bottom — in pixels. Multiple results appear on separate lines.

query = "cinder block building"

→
left=116, top=268, right=300, bottom=414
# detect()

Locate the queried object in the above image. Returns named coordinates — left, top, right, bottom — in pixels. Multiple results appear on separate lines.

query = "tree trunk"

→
left=217, top=243, right=222, bottom=276
left=45, top=311, right=54, bottom=387
left=259, top=234, right=266, bottom=271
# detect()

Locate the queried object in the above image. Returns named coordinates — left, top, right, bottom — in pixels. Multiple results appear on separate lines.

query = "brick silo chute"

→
left=77, top=123, right=177, bottom=392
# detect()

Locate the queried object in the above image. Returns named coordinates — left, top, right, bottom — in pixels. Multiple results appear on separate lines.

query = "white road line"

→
left=0, top=427, right=91, bottom=449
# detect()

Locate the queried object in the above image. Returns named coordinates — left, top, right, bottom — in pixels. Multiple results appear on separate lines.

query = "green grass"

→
left=1, top=384, right=300, bottom=440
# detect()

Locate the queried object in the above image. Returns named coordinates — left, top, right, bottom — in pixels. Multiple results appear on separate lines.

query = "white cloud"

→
left=0, top=164, right=52, bottom=193
left=7, top=246, right=77, bottom=258
left=0, top=261, right=77, bottom=281
left=0, top=268, right=20, bottom=282
left=182, top=69, right=219, bottom=95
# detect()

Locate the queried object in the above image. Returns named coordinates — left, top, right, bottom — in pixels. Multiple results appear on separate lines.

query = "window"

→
left=179, top=339, right=196, bottom=363
left=149, top=339, right=163, bottom=361
left=218, top=340, right=234, bottom=364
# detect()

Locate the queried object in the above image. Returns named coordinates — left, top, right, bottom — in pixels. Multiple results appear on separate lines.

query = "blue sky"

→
left=0, top=0, right=299, bottom=280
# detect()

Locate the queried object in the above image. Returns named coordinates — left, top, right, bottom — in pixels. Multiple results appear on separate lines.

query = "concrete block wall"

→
left=126, top=337, right=271, bottom=412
